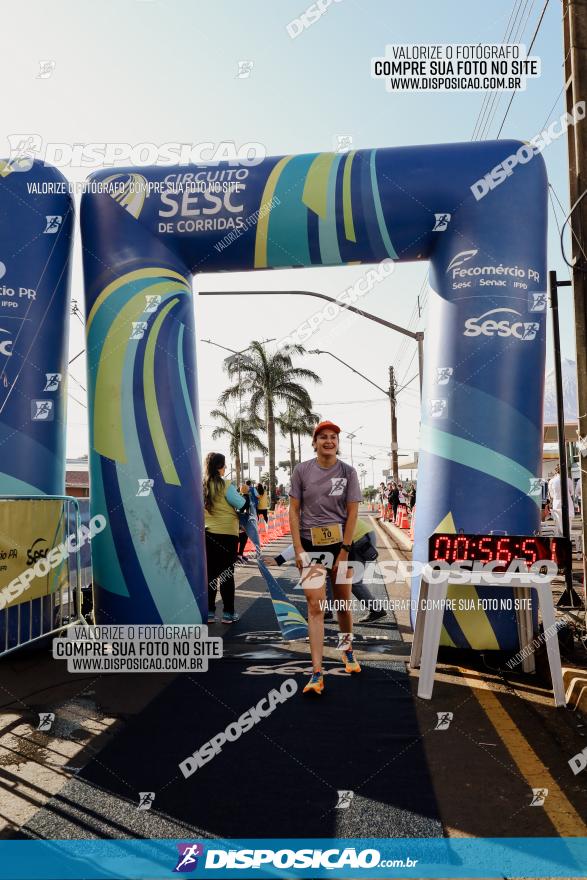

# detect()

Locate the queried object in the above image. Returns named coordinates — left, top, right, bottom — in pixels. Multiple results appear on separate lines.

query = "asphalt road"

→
left=0, top=514, right=586, bottom=847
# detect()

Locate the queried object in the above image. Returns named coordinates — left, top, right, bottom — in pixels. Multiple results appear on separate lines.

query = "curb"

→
left=563, top=666, right=587, bottom=719
left=375, top=517, right=413, bottom=553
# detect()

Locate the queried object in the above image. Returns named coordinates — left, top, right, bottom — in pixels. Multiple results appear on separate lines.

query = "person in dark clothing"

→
left=389, top=483, right=400, bottom=521
left=408, top=483, right=416, bottom=510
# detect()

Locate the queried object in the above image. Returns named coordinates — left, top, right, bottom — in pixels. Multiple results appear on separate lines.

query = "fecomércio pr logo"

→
left=446, top=248, right=478, bottom=272
left=174, top=843, right=204, bottom=872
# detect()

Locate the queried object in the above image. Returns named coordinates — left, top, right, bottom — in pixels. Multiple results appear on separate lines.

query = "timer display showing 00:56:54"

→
left=429, top=534, right=571, bottom=569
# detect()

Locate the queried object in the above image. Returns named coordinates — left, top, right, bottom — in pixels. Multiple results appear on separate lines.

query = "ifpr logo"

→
left=174, top=844, right=204, bottom=873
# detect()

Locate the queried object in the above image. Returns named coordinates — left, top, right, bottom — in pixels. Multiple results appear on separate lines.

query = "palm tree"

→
left=293, top=409, right=320, bottom=464
left=210, top=407, right=267, bottom=486
left=277, top=404, right=320, bottom=474
left=220, top=342, right=321, bottom=505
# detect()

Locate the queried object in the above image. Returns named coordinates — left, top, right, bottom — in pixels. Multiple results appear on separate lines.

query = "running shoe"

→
left=303, top=671, right=324, bottom=695
left=208, top=610, right=217, bottom=624
left=222, top=612, right=240, bottom=624
left=358, top=609, right=387, bottom=624
left=342, top=649, right=361, bottom=674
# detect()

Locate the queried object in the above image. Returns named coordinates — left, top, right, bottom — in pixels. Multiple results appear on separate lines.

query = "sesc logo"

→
left=464, top=308, right=539, bottom=341
left=26, top=537, right=48, bottom=567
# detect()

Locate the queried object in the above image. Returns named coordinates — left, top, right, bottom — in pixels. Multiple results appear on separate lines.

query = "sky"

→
left=2, top=0, right=576, bottom=486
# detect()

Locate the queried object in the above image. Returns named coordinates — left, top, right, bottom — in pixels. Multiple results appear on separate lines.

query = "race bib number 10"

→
left=310, top=523, right=343, bottom=546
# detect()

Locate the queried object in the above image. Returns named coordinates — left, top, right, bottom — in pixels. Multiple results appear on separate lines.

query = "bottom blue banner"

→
left=0, top=838, right=586, bottom=879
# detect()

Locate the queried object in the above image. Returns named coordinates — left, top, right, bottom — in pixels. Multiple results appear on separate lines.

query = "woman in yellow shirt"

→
left=203, top=452, right=247, bottom=624
left=256, top=483, right=269, bottom=532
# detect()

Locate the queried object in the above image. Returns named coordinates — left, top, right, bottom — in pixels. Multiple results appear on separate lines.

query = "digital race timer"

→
left=428, top=533, right=572, bottom=571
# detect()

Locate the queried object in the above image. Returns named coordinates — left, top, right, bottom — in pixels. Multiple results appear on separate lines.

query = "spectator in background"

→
left=378, top=482, right=387, bottom=518
left=408, top=482, right=416, bottom=510
left=548, top=465, right=575, bottom=537
left=389, top=482, right=400, bottom=522
left=246, top=479, right=259, bottom=511
left=256, top=483, right=269, bottom=532
left=204, top=454, right=247, bottom=624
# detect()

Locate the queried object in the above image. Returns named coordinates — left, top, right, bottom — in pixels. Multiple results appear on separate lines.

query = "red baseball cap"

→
left=313, top=420, right=341, bottom=440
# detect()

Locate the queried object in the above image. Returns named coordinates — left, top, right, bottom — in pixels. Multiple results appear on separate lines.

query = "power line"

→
left=471, top=0, right=520, bottom=137
left=68, top=371, right=86, bottom=394
left=396, top=372, right=419, bottom=394
left=398, top=348, right=417, bottom=389
left=550, top=182, right=587, bottom=264
left=539, top=83, right=566, bottom=133
left=68, top=391, right=87, bottom=409
left=478, top=0, right=538, bottom=139
left=313, top=398, right=388, bottom=405
left=496, top=0, right=551, bottom=138
left=472, top=0, right=527, bottom=139
left=69, top=349, right=85, bottom=365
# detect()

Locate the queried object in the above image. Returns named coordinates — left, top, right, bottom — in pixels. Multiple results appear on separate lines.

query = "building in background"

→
left=66, top=455, right=89, bottom=498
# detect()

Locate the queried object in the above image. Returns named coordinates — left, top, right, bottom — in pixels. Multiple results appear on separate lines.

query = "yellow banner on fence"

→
left=0, top=500, right=69, bottom=607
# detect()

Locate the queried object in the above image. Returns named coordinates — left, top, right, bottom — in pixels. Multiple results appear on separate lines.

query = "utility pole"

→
left=308, top=349, right=402, bottom=481
left=563, top=0, right=587, bottom=603
left=389, top=366, right=399, bottom=480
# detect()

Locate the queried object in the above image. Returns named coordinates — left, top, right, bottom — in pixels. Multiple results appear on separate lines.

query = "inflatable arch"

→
left=0, top=160, right=73, bottom=495
left=81, top=142, right=547, bottom=649
left=0, top=159, right=74, bottom=646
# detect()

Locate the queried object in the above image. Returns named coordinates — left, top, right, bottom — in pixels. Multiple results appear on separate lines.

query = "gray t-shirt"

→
left=289, top=458, right=362, bottom=540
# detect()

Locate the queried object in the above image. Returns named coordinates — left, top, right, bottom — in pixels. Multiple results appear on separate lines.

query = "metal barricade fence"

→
left=0, top=495, right=84, bottom=658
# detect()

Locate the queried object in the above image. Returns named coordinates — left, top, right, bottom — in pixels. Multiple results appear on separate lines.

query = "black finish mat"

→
left=21, top=657, right=442, bottom=841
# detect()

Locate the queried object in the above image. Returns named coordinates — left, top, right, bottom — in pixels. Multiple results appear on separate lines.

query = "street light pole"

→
left=345, top=426, right=363, bottom=468
left=369, top=454, right=376, bottom=487
left=346, top=433, right=356, bottom=466
left=562, top=0, right=587, bottom=611
left=549, top=271, right=583, bottom=608
left=359, top=466, right=367, bottom=490
left=200, top=289, right=424, bottom=400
